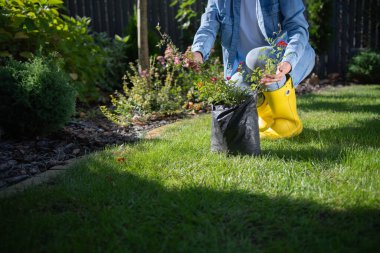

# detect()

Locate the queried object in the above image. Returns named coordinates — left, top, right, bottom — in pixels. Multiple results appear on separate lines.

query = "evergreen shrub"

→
left=0, top=56, right=76, bottom=136
left=348, top=50, right=380, bottom=84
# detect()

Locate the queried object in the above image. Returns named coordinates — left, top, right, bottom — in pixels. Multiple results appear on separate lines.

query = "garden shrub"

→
left=190, top=60, right=248, bottom=107
left=100, top=57, right=185, bottom=126
left=0, top=0, right=106, bottom=101
left=348, top=50, right=380, bottom=83
left=0, top=55, right=76, bottom=136
left=100, top=23, right=224, bottom=126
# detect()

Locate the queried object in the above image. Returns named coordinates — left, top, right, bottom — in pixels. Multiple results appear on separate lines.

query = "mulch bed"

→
left=0, top=78, right=345, bottom=190
left=0, top=114, right=186, bottom=189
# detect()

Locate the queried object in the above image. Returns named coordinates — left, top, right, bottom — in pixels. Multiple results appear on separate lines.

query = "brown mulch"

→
left=0, top=113, right=187, bottom=189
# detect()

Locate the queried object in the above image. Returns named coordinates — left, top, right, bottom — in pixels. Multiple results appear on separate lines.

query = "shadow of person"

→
left=2, top=157, right=378, bottom=252
left=263, top=118, right=380, bottom=162
left=298, top=90, right=380, bottom=114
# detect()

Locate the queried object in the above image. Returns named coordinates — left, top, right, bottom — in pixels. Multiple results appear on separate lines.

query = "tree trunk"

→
left=137, top=0, right=149, bottom=71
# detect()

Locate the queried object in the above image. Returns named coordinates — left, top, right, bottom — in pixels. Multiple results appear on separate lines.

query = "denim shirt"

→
left=191, top=0, right=313, bottom=78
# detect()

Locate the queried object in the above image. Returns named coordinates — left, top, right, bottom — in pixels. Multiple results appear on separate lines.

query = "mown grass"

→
left=1, top=85, right=379, bottom=253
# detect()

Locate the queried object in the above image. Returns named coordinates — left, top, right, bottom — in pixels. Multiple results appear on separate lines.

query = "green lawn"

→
left=1, top=85, right=379, bottom=253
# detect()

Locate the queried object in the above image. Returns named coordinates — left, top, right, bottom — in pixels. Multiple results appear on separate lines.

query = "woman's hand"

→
left=192, top=51, right=204, bottom=64
left=260, top=61, right=292, bottom=85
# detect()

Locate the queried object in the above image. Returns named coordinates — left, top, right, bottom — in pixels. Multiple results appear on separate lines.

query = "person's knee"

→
left=245, top=46, right=273, bottom=71
left=292, top=46, right=316, bottom=86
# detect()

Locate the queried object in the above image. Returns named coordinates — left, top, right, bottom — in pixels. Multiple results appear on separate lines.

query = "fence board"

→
left=369, top=0, right=379, bottom=48
left=114, top=0, right=123, bottom=36
left=66, top=0, right=75, bottom=15
left=342, top=0, right=355, bottom=71
left=353, top=0, right=360, bottom=48
left=377, top=0, right=380, bottom=48
left=362, top=0, right=368, bottom=47
left=121, top=0, right=131, bottom=34
left=76, top=0, right=84, bottom=17
left=338, top=0, right=343, bottom=73
left=92, top=0, right=101, bottom=32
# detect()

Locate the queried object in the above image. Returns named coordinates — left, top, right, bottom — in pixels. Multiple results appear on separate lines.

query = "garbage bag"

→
left=211, top=93, right=261, bottom=155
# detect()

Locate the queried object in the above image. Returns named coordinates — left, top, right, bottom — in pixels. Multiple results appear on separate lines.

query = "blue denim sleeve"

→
left=191, top=0, right=220, bottom=61
left=279, top=0, right=310, bottom=70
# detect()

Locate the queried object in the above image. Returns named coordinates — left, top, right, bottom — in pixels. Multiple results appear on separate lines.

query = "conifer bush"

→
left=0, top=56, right=76, bottom=136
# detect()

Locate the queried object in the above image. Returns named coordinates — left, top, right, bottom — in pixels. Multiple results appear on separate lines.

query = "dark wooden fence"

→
left=319, top=0, right=380, bottom=76
left=64, top=0, right=380, bottom=77
left=63, top=0, right=202, bottom=49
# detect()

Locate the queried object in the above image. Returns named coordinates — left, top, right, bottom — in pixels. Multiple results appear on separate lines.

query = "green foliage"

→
left=170, top=0, right=198, bottom=30
left=305, top=0, right=333, bottom=53
left=249, top=40, right=287, bottom=87
left=0, top=0, right=107, bottom=101
left=155, top=26, right=247, bottom=108
left=94, top=32, right=131, bottom=90
left=0, top=55, right=76, bottom=136
left=193, top=39, right=288, bottom=107
left=170, top=0, right=205, bottom=49
left=100, top=26, right=204, bottom=126
left=348, top=50, right=380, bottom=83
left=191, top=59, right=249, bottom=107
left=100, top=58, right=185, bottom=126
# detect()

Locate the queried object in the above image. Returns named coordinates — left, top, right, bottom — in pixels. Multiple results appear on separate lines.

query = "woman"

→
left=191, top=0, right=315, bottom=139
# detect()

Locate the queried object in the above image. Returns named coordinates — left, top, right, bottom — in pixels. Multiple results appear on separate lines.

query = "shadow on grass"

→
left=298, top=118, right=379, bottom=148
left=300, top=100, right=380, bottom=114
left=299, top=92, right=380, bottom=114
left=1, top=158, right=379, bottom=252
left=263, top=118, right=380, bottom=162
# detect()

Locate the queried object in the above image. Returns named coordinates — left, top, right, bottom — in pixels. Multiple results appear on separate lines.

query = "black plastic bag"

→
left=211, top=93, right=261, bottom=155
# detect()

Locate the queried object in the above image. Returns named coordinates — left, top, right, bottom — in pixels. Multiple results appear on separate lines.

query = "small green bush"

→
left=0, top=56, right=76, bottom=136
left=348, top=50, right=380, bottom=84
